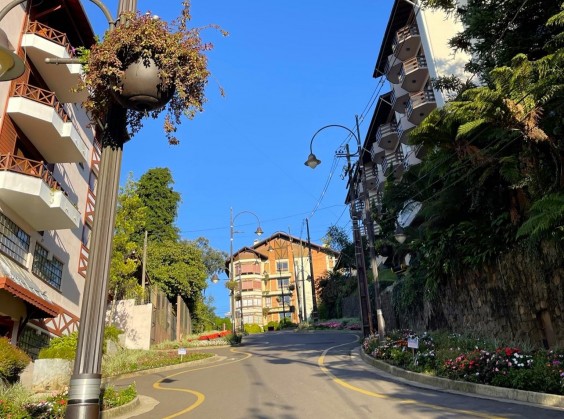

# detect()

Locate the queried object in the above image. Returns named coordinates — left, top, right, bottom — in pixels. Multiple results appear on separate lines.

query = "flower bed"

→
left=313, top=318, right=361, bottom=331
left=197, top=330, right=231, bottom=341
left=363, top=330, right=564, bottom=395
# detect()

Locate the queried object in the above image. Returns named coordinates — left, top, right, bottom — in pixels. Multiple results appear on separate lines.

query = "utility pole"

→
left=305, top=218, right=318, bottom=322
left=355, top=116, right=385, bottom=340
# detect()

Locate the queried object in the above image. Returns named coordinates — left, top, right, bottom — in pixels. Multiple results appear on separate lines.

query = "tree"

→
left=109, top=175, right=148, bottom=300
left=146, top=239, right=207, bottom=310
left=189, top=237, right=228, bottom=275
left=423, top=0, right=562, bottom=83
left=136, top=167, right=181, bottom=243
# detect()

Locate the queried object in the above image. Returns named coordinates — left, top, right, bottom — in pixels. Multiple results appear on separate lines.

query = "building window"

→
left=17, top=326, right=50, bottom=360
left=0, top=213, right=30, bottom=265
left=278, top=278, right=289, bottom=288
left=33, top=244, right=63, bottom=289
left=275, top=260, right=289, bottom=272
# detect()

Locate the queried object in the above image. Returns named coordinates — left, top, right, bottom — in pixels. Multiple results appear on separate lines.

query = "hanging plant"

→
left=78, top=1, right=226, bottom=145
left=225, top=280, right=237, bottom=292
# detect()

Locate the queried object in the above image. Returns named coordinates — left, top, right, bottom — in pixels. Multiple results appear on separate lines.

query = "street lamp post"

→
left=230, top=208, right=263, bottom=334
left=305, top=115, right=385, bottom=338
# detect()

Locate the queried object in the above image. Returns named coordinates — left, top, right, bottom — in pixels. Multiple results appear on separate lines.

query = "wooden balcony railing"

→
left=78, top=244, right=89, bottom=278
left=12, top=83, right=69, bottom=123
left=0, top=153, right=63, bottom=192
left=399, top=56, right=428, bottom=82
left=392, top=25, right=420, bottom=51
left=26, top=21, right=75, bottom=58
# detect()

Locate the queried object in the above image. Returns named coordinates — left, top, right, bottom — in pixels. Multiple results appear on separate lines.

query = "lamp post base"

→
left=65, top=374, right=102, bottom=419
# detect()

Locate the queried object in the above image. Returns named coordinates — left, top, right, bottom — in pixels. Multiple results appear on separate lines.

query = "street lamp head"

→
left=268, top=245, right=274, bottom=252
left=394, top=226, right=407, bottom=244
left=255, top=226, right=264, bottom=236
left=0, top=29, right=24, bottom=81
left=211, top=273, right=220, bottom=284
left=304, top=153, right=321, bottom=169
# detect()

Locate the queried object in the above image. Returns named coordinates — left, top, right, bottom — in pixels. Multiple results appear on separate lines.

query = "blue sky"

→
left=83, top=0, right=394, bottom=315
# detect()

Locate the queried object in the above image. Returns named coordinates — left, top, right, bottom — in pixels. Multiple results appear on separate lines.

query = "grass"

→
left=102, top=349, right=213, bottom=377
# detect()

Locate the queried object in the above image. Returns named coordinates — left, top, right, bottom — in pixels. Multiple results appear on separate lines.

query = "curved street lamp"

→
left=304, top=115, right=386, bottom=339
left=230, top=208, right=263, bottom=334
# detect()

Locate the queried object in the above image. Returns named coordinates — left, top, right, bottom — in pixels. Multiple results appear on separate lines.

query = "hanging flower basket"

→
left=78, top=3, right=226, bottom=144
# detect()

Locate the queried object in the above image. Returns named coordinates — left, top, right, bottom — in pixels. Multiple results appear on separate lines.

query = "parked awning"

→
left=0, top=256, right=59, bottom=318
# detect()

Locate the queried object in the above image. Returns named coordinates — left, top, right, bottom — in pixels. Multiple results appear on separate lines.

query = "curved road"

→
left=112, top=331, right=564, bottom=418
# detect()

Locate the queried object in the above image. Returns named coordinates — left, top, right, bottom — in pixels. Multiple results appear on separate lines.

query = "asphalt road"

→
left=111, top=331, right=564, bottom=418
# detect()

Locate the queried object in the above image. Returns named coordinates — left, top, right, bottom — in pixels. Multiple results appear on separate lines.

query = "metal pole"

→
left=66, top=134, right=123, bottom=419
left=305, top=218, right=318, bottom=322
left=229, top=207, right=236, bottom=334
left=299, top=237, right=307, bottom=322
left=65, top=2, right=136, bottom=418
left=355, top=115, right=385, bottom=340
left=141, top=230, right=147, bottom=292
left=346, top=142, right=373, bottom=338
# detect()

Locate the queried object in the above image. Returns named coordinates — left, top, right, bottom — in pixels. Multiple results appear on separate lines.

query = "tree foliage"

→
left=136, top=167, right=181, bottom=243
left=146, top=239, right=207, bottom=307
left=109, top=175, right=148, bottom=300
left=379, top=4, right=564, bottom=291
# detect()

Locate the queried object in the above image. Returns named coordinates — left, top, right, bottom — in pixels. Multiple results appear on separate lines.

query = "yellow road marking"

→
left=318, top=341, right=507, bottom=419
left=152, top=348, right=252, bottom=418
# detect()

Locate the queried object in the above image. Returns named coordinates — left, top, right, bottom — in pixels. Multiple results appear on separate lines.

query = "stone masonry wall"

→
left=379, top=245, right=564, bottom=348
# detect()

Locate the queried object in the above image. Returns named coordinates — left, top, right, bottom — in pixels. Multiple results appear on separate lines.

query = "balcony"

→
left=370, top=143, right=385, bottom=164
left=384, top=54, right=402, bottom=84
left=392, top=25, right=421, bottom=61
left=21, top=21, right=86, bottom=103
left=0, top=154, right=80, bottom=230
left=406, top=88, right=437, bottom=125
left=399, top=56, right=429, bottom=92
left=397, top=117, right=416, bottom=145
left=381, top=150, right=405, bottom=180
left=364, top=164, right=386, bottom=193
left=391, top=84, right=410, bottom=114
left=375, top=122, right=399, bottom=151
left=403, top=150, right=422, bottom=171
left=7, top=84, right=88, bottom=163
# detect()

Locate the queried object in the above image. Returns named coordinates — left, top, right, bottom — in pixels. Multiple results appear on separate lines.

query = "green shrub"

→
left=38, top=332, right=78, bottom=360
left=280, top=318, right=296, bottom=329
left=244, top=323, right=262, bottom=334
left=266, top=321, right=279, bottom=331
left=0, top=337, right=31, bottom=384
left=226, top=333, right=242, bottom=346
left=39, top=326, right=123, bottom=360
left=101, top=383, right=137, bottom=410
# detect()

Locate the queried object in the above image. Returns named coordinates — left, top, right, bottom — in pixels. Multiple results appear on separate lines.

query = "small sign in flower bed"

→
left=363, top=329, right=564, bottom=396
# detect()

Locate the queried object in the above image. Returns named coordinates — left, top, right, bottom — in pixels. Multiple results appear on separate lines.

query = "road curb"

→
left=358, top=348, right=564, bottom=409
left=100, top=395, right=140, bottom=419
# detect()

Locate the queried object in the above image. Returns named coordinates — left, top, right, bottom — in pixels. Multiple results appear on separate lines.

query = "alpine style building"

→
left=0, top=0, right=97, bottom=358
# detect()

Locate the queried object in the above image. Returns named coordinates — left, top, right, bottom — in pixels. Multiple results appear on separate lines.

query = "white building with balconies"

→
left=0, top=0, right=98, bottom=358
